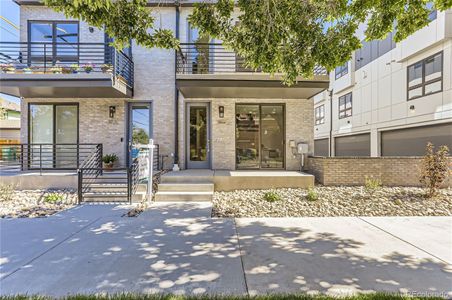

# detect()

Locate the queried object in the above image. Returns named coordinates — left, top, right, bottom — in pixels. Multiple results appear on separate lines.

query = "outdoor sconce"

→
left=89, top=27, right=94, bottom=33
left=219, top=106, right=224, bottom=118
left=409, top=105, right=415, bottom=112
left=109, top=106, right=116, bottom=118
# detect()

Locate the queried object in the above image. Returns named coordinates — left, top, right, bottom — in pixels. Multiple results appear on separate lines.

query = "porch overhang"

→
left=0, top=73, right=132, bottom=98
left=176, top=74, right=329, bottom=99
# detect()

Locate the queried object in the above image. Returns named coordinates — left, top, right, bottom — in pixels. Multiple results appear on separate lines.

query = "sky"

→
left=0, top=0, right=20, bottom=105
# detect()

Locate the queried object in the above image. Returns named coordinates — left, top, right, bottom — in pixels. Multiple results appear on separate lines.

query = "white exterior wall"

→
left=314, top=10, right=452, bottom=156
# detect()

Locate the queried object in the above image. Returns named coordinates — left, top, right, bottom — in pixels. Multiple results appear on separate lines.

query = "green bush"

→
left=102, top=153, right=118, bottom=164
left=420, top=142, right=450, bottom=198
left=306, top=188, right=318, bottom=201
left=44, top=193, right=64, bottom=203
left=364, top=176, right=382, bottom=196
left=263, top=191, right=281, bottom=202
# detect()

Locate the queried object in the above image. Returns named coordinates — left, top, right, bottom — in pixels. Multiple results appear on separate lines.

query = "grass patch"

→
left=263, top=191, right=281, bottom=202
left=44, top=192, right=64, bottom=203
left=0, top=293, right=445, bottom=300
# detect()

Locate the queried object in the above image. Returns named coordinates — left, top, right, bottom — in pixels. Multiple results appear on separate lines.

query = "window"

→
left=335, top=63, right=348, bottom=79
left=407, top=52, right=443, bottom=100
left=338, top=93, right=352, bottom=119
left=315, top=105, right=325, bottom=125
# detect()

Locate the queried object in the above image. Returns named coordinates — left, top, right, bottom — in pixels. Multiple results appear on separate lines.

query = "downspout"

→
left=173, top=1, right=180, bottom=168
left=329, top=89, right=333, bottom=157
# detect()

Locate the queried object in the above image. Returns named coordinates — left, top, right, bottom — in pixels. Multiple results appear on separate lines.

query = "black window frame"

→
left=27, top=20, right=80, bottom=65
left=315, top=104, right=325, bottom=125
left=338, top=92, right=352, bottom=119
left=407, top=51, right=443, bottom=101
left=335, top=62, right=348, bottom=80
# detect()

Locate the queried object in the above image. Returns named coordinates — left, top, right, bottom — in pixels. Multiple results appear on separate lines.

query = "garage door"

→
left=335, top=133, right=370, bottom=156
left=314, top=138, right=329, bottom=156
left=381, top=123, right=452, bottom=156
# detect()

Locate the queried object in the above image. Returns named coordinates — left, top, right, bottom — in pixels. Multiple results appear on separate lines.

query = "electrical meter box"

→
left=297, top=142, right=308, bottom=154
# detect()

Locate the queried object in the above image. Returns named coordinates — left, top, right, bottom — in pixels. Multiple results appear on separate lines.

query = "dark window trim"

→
left=407, top=51, right=443, bottom=101
left=338, top=92, right=352, bottom=119
left=335, top=63, right=348, bottom=80
left=315, top=104, right=325, bottom=125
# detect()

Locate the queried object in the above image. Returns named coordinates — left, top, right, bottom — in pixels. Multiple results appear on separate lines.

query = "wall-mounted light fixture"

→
left=89, top=27, right=94, bottom=33
left=219, top=106, right=224, bottom=118
left=109, top=106, right=116, bottom=118
left=409, top=105, right=415, bottom=112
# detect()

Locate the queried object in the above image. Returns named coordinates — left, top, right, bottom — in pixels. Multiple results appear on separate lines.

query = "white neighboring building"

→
left=313, top=9, right=452, bottom=157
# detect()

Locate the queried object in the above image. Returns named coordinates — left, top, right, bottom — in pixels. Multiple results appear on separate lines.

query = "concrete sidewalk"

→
left=0, top=204, right=450, bottom=297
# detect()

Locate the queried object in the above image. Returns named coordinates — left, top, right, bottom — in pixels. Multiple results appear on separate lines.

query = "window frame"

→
left=407, top=51, right=443, bottom=101
left=315, top=104, right=325, bottom=125
left=334, top=63, right=348, bottom=80
left=338, top=92, right=352, bottom=119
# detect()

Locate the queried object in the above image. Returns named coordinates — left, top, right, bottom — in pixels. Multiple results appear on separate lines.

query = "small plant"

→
left=306, top=187, right=318, bottom=201
left=50, top=66, right=62, bottom=74
left=1, top=64, right=15, bottom=73
left=62, top=67, right=72, bottom=74
left=44, top=192, right=64, bottom=203
left=102, top=153, right=118, bottom=169
left=0, top=184, right=16, bottom=202
left=83, top=63, right=94, bottom=73
left=364, top=176, right=382, bottom=196
left=100, top=64, right=113, bottom=73
left=23, top=67, right=33, bottom=74
left=420, top=142, right=450, bottom=198
left=70, top=64, right=80, bottom=73
left=263, top=190, right=281, bottom=202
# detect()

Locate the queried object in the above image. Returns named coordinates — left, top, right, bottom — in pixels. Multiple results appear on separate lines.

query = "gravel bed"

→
left=0, top=188, right=77, bottom=218
left=212, top=186, right=452, bottom=217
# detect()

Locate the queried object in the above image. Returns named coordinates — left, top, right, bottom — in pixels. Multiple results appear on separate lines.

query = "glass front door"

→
left=128, top=103, right=152, bottom=166
left=236, top=104, right=285, bottom=169
left=186, top=103, right=210, bottom=169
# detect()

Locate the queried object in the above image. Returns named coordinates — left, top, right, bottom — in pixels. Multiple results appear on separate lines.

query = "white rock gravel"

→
left=0, top=189, right=77, bottom=218
left=212, top=186, right=452, bottom=217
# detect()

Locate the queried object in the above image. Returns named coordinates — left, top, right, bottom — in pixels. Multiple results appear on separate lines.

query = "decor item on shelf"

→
left=22, top=67, right=33, bottom=74
left=83, top=63, right=94, bottom=73
left=50, top=66, right=62, bottom=74
left=70, top=64, right=80, bottom=73
left=1, top=64, right=15, bottom=74
left=100, top=64, right=113, bottom=73
left=62, top=67, right=72, bottom=74
left=102, top=153, right=118, bottom=170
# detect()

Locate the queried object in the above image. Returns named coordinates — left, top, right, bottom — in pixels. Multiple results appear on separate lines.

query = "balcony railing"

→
left=0, top=42, right=134, bottom=89
left=176, top=43, right=327, bottom=76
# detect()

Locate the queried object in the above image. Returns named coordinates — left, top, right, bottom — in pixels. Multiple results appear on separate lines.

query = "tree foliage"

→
left=44, top=0, right=178, bottom=50
left=44, top=0, right=452, bottom=85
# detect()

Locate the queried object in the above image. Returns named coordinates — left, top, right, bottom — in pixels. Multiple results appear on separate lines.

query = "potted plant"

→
left=70, top=64, right=80, bottom=73
left=62, top=66, right=72, bottom=74
left=23, top=67, right=33, bottom=74
left=50, top=66, right=62, bottom=74
left=1, top=64, right=15, bottom=74
left=102, top=153, right=118, bottom=170
left=83, top=63, right=94, bottom=73
left=100, top=64, right=113, bottom=73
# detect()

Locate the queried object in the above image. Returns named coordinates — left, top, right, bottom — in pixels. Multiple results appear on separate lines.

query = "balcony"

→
left=0, top=42, right=133, bottom=98
left=176, top=43, right=329, bottom=99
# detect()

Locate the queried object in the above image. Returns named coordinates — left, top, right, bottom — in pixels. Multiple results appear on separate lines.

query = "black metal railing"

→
left=128, top=157, right=140, bottom=202
left=0, top=143, right=101, bottom=174
left=0, top=41, right=134, bottom=89
left=176, top=43, right=328, bottom=76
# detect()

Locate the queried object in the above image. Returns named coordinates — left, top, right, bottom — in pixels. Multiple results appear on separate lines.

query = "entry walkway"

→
left=0, top=204, right=450, bottom=297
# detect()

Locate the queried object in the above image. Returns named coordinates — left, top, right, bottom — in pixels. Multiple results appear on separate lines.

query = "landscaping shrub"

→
left=263, top=191, right=281, bottom=202
left=420, top=142, right=450, bottom=198
left=44, top=192, right=64, bottom=203
left=0, top=184, right=15, bottom=202
left=306, top=188, right=318, bottom=201
left=364, top=176, right=382, bottom=196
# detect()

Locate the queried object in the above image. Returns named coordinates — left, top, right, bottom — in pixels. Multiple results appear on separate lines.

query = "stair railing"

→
left=127, top=157, right=140, bottom=204
left=77, top=144, right=103, bottom=203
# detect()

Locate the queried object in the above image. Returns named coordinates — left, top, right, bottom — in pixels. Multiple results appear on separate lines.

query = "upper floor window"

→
left=407, top=51, right=442, bottom=100
left=335, top=63, right=348, bottom=80
left=315, top=105, right=325, bottom=125
left=29, top=21, right=79, bottom=63
left=338, top=93, right=352, bottom=119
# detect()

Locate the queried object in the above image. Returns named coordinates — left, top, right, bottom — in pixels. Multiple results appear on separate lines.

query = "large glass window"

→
left=335, top=63, right=348, bottom=79
left=407, top=52, right=443, bottom=100
left=338, top=93, right=352, bottom=119
left=29, top=21, right=79, bottom=64
left=315, top=105, right=325, bottom=125
left=187, top=23, right=210, bottom=74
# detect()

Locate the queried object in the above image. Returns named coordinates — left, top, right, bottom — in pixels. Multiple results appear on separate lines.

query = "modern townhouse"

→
left=313, top=9, right=452, bottom=157
left=0, top=1, right=328, bottom=201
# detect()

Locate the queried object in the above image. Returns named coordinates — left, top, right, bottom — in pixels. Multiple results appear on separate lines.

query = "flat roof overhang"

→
left=0, top=74, right=132, bottom=98
left=176, top=73, right=329, bottom=99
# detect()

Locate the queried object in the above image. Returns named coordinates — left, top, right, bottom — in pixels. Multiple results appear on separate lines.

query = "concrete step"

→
left=154, top=191, right=213, bottom=202
left=161, top=175, right=214, bottom=184
left=157, top=182, right=214, bottom=192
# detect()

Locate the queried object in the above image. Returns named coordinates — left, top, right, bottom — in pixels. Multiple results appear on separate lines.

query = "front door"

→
left=128, top=102, right=152, bottom=166
left=186, top=103, right=210, bottom=169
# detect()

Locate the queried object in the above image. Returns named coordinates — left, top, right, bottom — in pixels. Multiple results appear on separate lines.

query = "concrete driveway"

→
left=0, top=204, right=451, bottom=297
